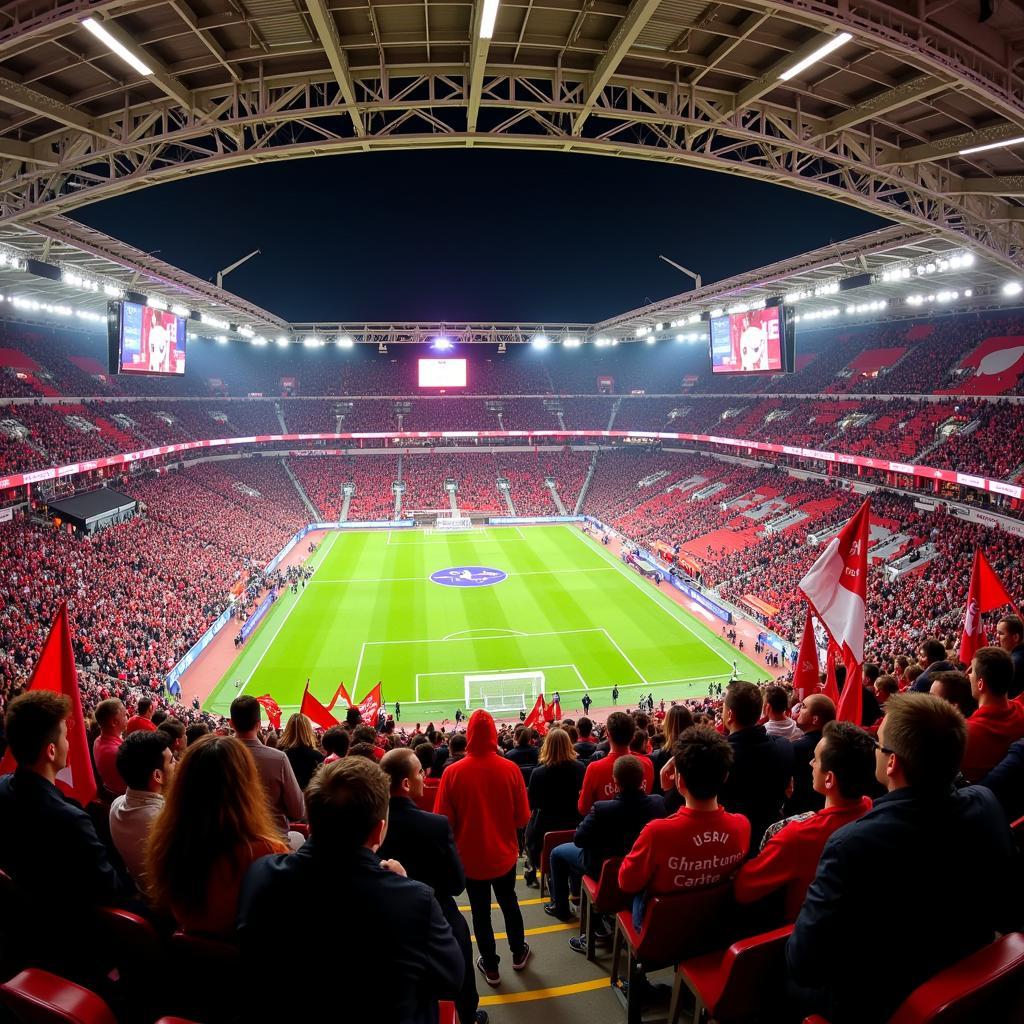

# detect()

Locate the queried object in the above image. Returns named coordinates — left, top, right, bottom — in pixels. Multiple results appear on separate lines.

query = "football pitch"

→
left=203, top=525, right=770, bottom=719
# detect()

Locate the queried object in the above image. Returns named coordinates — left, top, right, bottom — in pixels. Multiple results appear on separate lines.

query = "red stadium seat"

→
left=673, top=924, right=794, bottom=1023
left=166, top=930, right=241, bottom=1023
left=578, top=856, right=627, bottom=961
left=438, top=1001, right=457, bottom=1024
left=1010, top=815, right=1024, bottom=853
left=0, top=969, right=117, bottom=1024
left=539, top=829, right=575, bottom=898
left=154, top=1020, right=203, bottom=1024
left=610, top=885, right=732, bottom=1024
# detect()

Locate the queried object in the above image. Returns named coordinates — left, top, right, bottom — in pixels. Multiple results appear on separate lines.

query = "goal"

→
left=465, top=671, right=544, bottom=713
left=435, top=514, right=473, bottom=532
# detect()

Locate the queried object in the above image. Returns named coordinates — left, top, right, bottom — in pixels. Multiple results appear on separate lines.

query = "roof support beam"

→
left=812, top=75, right=950, bottom=139
left=304, top=0, right=365, bottom=137
left=687, top=12, right=767, bottom=87
left=170, top=0, right=242, bottom=84
left=0, top=75, right=99, bottom=135
left=893, top=121, right=1024, bottom=165
left=467, top=0, right=493, bottom=134
left=572, top=0, right=662, bottom=135
left=949, top=176, right=1024, bottom=197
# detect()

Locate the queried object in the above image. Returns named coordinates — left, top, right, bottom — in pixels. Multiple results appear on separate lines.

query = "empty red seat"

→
left=539, top=829, right=575, bottom=898
left=0, top=968, right=117, bottom=1024
left=578, top=856, right=627, bottom=961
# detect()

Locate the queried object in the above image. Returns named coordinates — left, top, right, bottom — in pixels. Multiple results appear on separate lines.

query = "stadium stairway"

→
left=281, top=457, right=320, bottom=519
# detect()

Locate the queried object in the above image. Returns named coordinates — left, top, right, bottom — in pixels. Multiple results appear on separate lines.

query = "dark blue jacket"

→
left=787, top=729, right=824, bottom=815
left=787, top=785, right=1020, bottom=1023
left=1010, top=644, right=1024, bottom=700
left=574, top=789, right=666, bottom=879
left=911, top=660, right=956, bottom=693
left=239, top=842, right=463, bottom=1024
left=721, top=725, right=795, bottom=850
left=980, top=738, right=1024, bottom=821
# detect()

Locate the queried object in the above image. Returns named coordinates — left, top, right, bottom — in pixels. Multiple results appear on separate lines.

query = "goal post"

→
left=435, top=514, right=473, bottom=532
left=465, top=671, right=545, bottom=712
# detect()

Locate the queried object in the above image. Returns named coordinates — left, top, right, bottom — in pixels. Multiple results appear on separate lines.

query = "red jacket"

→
left=734, top=797, right=871, bottom=921
left=578, top=751, right=653, bottom=815
left=434, top=710, right=530, bottom=880
left=962, top=700, right=1024, bottom=783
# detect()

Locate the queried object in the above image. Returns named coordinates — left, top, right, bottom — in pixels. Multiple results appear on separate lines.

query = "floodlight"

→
left=563, top=337, right=580, bottom=348
left=779, top=32, right=852, bottom=81
left=959, top=135, right=1024, bottom=156
left=645, top=337, right=656, bottom=345
left=252, top=336, right=267, bottom=346
left=531, top=335, right=549, bottom=349
left=337, top=336, right=354, bottom=348
left=1003, top=281, right=1023, bottom=297
left=480, top=0, right=500, bottom=39
left=276, top=337, right=290, bottom=347
left=432, top=337, right=453, bottom=351
left=304, top=337, right=322, bottom=348
left=82, top=18, right=153, bottom=76
left=216, top=336, right=228, bottom=344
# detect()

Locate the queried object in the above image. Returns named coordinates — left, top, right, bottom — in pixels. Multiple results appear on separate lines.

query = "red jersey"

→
left=962, top=701, right=1024, bottom=783
left=734, top=797, right=871, bottom=921
left=618, top=806, right=750, bottom=896
left=92, top=733, right=125, bottom=796
left=578, top=751, right=653, bottom=815
left=125, top=716, right=156, bottom=735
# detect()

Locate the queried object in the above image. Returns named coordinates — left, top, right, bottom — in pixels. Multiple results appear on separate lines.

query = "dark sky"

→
left=72, top=149, right=887, bottom=323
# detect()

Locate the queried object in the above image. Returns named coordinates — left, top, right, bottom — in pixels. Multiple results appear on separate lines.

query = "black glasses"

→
left=872, top=739, right=896, bottom=756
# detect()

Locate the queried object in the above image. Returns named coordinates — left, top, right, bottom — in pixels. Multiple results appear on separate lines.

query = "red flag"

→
left=821, top=640, right=840, bottom=707
left=357, top=683, right=383, bottom=726
left=793, top=606, right=820, bottom=703
left=523, top=694, right=547, bottom=734
left=300, top=683, right=340, bottom=730
left=329, top=682, right=354, bottom=711
left=800, top=498, right=870, bottom=724
left=255, top=694, right=282, bottom=730
left=0, top=602, right=95, bottom=807
left=959, top=550, right=1016, bottom=666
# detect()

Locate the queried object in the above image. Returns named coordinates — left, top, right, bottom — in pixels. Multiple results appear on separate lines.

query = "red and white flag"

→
left=523, top=694, right=548, bottom=734
left=300, top=681, right=340, bottom=730
left=800, top=498, right=870, bottom=723
left=0, top=602, right=96, bottom=807
left=821, top=638, right=841, bottom=706
left=357, top=682, right=383, bottom=726
left=255, top=694, right=282, bottom=730
left=330, top=682, right=354, bottom=711
left=959, top=550, right=1016, bottom=667
left=792, top=606, right=820, bottom=703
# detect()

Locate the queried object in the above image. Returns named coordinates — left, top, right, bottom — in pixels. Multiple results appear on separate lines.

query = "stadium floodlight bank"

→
left=465, top=671, right=544, bottom=712
left=435, top=514, right=473, bottom=531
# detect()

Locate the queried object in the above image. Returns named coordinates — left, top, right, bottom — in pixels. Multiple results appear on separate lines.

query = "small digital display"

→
left=710, top=307, right=784, bottom=374
left=418, top=358, right=467, bottom=387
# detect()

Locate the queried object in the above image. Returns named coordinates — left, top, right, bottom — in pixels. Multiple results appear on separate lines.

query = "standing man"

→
left=581, top=693, right=592, bottom=716
left=435, top=709, right=531, bottom=987
left=126, top=697, right=156, bottom=735
left=787, top=695, right=835, bottom=815
left=909, top=638, right=955, bottom=693
left=395, top=701, right=401, bottom=722
left=578, top=712, right=653, bottom=816
left=995, top=614, right=1024, bottom=699
left=962, top=646, right=1024, bottom=782
left=93, top=698, right=128, bottom=799
left=611, top=685, right=619, bottom=705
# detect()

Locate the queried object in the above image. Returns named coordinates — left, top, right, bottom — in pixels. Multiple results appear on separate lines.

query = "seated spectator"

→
left=157, top=716, right=186, bottom=759
left=720, top=681, right=794, bottom=849
left=545, top=754, right=664, bottom=937
left=996, top=614, right=1024, bottom=699
left=0, top=692, right=131, bottom=977
left=524, top=728, right=585, bottom=888
left=763, top=686, right=800, bottom=742
left=230, top=696, right=305, bottom=847
left=574, top=716, right=597, bottom=760
left=650, top=704, right=693, bottom=802
left=910, top=638, right=955, bottom=693
left=787, top=694, right=835, bottom=815
left=578, top=711, right=653, bottom=815
left=109, top=730, right=175, bottom=888
left=734, top=721, right=875, bottom=923
left=619, top=727, right=749, bottom=929
left=146, top=735, right=288, bottom=938
left=92, top=697, right=127, bottom=798
left=980, top=737, right=1024, bottom=821
left=929, top=670, right=977, bottom=719
left=239, top=757, right=464, bottom=1023
left=279, top=713, right=325, bottom=789
left=126, top=696, right=157, bottom=735
left=322, top=724, right=350, bottom=762
left=787, top=693, right=1020, bottom=1023
left=962, top=646, right=1024, bottom=783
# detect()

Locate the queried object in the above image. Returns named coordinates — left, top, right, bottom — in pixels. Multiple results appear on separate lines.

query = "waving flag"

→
left=523, top=694, right=548, bottom=734
left=0, top=603, right=95, bottom=807
left=358, top=683, right=384, bottom=726
left=330, top=682, right=354, bottom=711
left=959, top=550, right=1016, bottom=667
left=821, top=639, right=840, bottom=706
left=793, top=606, right=820, bottom=703
left=300, top=681, right=340, bottom=730
left=800, top=499, right=870, bottom=723
left=255, top=694, right=282, bottom=730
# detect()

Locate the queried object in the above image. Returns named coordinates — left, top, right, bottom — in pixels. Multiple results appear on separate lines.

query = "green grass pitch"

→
left=204, top=525, right=772, bottom=720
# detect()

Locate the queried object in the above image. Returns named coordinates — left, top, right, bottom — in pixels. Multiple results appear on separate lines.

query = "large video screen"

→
left=709, top=307, right=785, bottom=374
left=418, top=358, right=467, bottom=388
left=109, top=301, right=187, bottom=376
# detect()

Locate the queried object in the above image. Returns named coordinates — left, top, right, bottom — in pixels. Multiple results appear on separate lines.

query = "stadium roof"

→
left=0, top=0, right=1021, bottom=272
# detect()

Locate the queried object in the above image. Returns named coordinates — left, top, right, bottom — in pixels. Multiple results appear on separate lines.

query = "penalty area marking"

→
left=442, top=628, right=528, bottom=640
left=415, top=662, right=588, bottom=701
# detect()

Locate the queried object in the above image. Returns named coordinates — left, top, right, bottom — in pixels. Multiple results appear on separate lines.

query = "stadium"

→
left=1, top=0, right=1024, bottom=1021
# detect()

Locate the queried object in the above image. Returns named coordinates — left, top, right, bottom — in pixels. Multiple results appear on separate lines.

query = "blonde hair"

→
left=539, top=727, right=576, bottom=766
left=280, top=712, right=317, bottom=751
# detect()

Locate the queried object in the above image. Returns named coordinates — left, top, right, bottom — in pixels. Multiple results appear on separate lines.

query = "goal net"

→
left=465, top=671, right=544, bottom=713
left=435, top=514, right=473, bottom=532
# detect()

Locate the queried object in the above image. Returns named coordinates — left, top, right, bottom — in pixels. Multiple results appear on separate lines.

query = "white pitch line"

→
left=599, top=627, right=649, bottom=687
left=564, top=525, right=734, bottom=673
left=237, top=530, right=341, bottom=696
left=351, top=640, right=367, bottom=703
left=442, top=628, right=529, bottom=640
left=309, top=567, right=616, bottom=585
left=363, top=626, right=605, bottom=648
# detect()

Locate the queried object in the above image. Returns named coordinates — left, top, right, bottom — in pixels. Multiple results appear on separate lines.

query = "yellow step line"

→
left=480, top=978, right=609, bottom=1006
left=471, top=922, right=577, bottom=943
left=459, top=897, right=547, bottom=912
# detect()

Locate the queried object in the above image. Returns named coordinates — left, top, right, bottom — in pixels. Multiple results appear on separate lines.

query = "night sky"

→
left=72, top=150, right=887, bottom=323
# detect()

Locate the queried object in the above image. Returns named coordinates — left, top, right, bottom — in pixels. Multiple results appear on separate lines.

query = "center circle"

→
left=430, top=565, right=508, bottom=588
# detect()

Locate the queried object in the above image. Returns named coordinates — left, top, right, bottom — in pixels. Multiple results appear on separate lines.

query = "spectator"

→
left=650, top=704, right=693, bottom=801
left=858, top=665, right=883, bottom=728
left=438, top=732, right=467, bottom=775
left=322, top=724, right=350, bottom=762
left=962, top=646, right=1024, bottom=782
left=125, top=696, right=157, bottom=735
left=157, top=716, right=186, bottom=759
left=435, top=709, right=532, bottom=987
left=995, top=614, right=1024, bottom=699
left=734, top=721, right=875, bottom=923
left=230, top=695, right=305, bottom=847
left=146, top=735, right=288, bottom=938
left=787, top=693, right=1020, bottom=1023
left=504, top=725, right=539, bottom=773
left=873, top=674, right=899, bottom=705
left=787, top=695, right=835, bottom=815
left=238, top=757, right=464, bottom=1023
left=524, top=728, right=585, bottom=889
left=185, top=722, right=209, bottom=746
left=929, top=670, right=977, bottom=720
left=578, top=711, right=653, bottom=815
left=619, top=727, right=749, bottom=928
left=910, top=638, right=955, bottom=693
left=0, top=692, right=131, bottom=976
left=763, top=686, right=800, bottom=742
left=980, top=738, right=1024, bottom=821
left=574, top=716, right=597, bottom=760
left=109, top=730, right=175, bottom=888
left=92, top=698, right=128, bottom=798
left=279, top=713, right=325, bottom=790
left=379, top=748, right=484, bottom=1024
left=720, top=681, right=794, bottom=849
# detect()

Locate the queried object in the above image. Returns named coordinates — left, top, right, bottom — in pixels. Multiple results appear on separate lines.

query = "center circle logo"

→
left=430, top=566, right=508, bottom=588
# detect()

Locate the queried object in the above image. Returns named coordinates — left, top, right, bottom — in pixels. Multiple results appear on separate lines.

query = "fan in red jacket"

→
left=435, top=710, right=531, bottom=986
left=578, top=711, right=653, bottom=815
